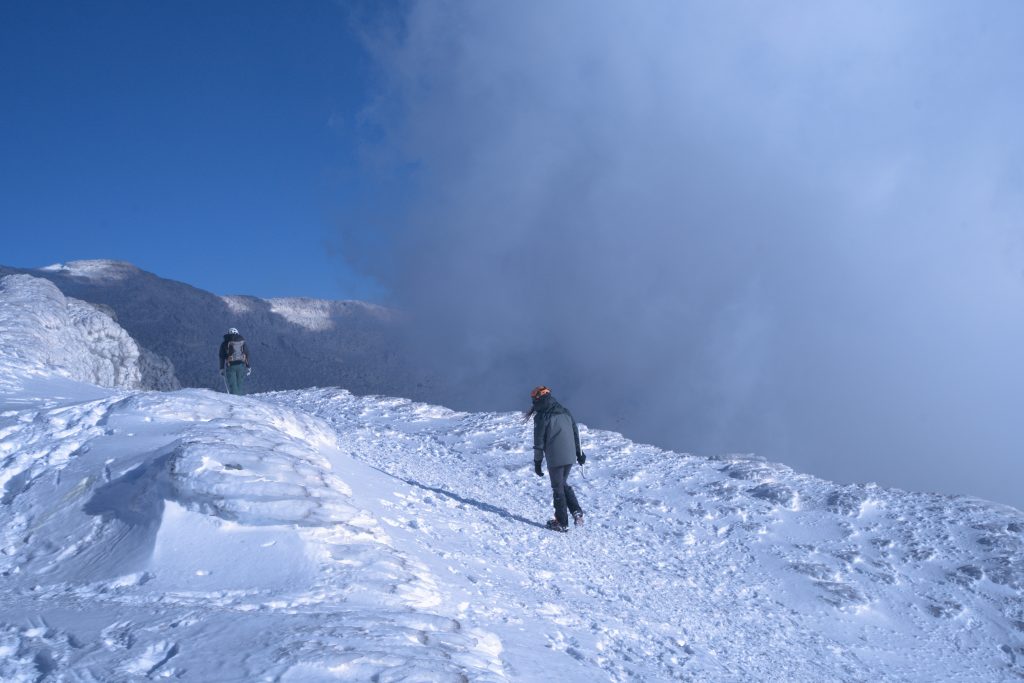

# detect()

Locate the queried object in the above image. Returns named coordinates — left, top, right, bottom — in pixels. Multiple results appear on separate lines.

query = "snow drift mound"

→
left=0, top=388, right=504, bottom=681
left=0, top=390, right=365, bottom=586
left=0, top=274, right=179, bottom=392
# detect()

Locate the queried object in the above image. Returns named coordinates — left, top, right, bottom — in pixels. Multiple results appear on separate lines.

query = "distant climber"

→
left=218, top=327, right=251, bottom=395
left=526, top=386, right=586, bottom=532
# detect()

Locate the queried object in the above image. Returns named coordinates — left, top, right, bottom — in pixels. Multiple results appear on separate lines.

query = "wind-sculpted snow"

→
left=0, top=274, right=179, bottom=392
left=0, top=388, right=505, bottom=681
left=0, top=278, right=1021, bottom=681
left=266, top=388, right=1024, bottom=681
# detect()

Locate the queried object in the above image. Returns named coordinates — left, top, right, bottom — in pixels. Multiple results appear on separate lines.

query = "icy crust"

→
left=0, top=275, right=179, bottom=392
left=267, top=388, right=1024, bottom=682
left=0, top=389, right=505, bottom=681
left=0, top=390, right=358, bottom=584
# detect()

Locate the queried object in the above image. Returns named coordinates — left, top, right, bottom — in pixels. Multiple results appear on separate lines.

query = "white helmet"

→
left=227, top=327, right=239, bottom=335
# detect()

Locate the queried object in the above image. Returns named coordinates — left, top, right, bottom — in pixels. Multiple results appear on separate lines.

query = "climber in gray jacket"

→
left=527, top=386, right=586, bottom=532
left=218, top=327, right=251, bottom=395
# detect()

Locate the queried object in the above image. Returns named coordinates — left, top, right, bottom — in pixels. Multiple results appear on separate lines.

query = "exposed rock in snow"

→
left=137, top=346, right=180, bottom=391
left=0, top=274, right=179, bottom=391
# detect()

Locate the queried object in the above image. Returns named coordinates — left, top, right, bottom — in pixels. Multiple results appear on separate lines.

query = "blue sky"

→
left=1, top=0, right=383, bottom=300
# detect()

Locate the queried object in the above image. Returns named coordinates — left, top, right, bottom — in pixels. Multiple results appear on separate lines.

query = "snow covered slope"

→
left=266, top=389, right=1024, bottom=681
left=0, top=260, right=431, bottom=398
left=0, top=274, right=178, bottom=392
left=0, top=386, right=506, bottom=680
left=1, top=382, right=1022, bottom=679
left=0, top=279, right=1022, bottom=681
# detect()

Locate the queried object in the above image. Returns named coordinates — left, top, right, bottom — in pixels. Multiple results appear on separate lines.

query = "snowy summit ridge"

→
left=0, top=271, right=1021, bottom=681
left=0, top=260, right=429, bottom=399
left=39, top=259, right=143, bottom=281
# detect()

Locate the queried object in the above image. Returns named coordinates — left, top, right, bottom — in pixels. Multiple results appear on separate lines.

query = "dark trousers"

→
left=548, top=464, right=582, bottom=527
left=226, top=363, right=247, bottom=395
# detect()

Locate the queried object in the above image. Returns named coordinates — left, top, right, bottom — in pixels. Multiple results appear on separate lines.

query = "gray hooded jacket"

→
left=533, top=394, right=582, bottom=468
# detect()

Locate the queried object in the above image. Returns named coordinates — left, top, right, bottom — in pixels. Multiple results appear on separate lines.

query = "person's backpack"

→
left=225, top=340, right=246, bottom=363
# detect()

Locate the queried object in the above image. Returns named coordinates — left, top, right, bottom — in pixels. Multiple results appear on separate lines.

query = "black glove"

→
left=534, top=461, right=544, bottom=477
left=577, top=451, right=586, bottom=465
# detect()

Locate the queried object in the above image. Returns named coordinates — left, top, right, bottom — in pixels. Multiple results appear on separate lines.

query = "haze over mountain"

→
left=6, top=258, right=1023, bottom=512
left=1, top=269, right=1022, bottom=680
left=0, top=260, right=434, bottom=400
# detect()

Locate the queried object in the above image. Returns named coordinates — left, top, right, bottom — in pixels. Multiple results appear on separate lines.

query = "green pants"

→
left=226, top=364, right=247, bottom=395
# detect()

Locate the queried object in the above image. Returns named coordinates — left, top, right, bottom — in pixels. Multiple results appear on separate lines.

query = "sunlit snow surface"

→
left=1, top=381, right=1021, bottom=681
left=0, top=387, right=505, bottom=681
left=0, top=279, right=1022, bottom=680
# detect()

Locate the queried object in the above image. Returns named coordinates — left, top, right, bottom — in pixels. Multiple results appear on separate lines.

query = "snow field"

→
left=268, top=388, right=1024, bottom=681
left=0, top=377, right=1021, bottom=680
left=0, top=385, right=507, bottom=681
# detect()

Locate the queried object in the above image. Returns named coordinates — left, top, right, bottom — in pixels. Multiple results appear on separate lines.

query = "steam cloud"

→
left=345, top=2, right=1024, bottom=509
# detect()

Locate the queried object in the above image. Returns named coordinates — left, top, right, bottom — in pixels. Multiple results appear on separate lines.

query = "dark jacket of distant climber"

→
left=532, top=392, right=582, bottom=468
left=529, top=386, right=585, bottom=531
left=218, top=331, right=250, bottom=370
left=218, top=328, right=250, bottom=395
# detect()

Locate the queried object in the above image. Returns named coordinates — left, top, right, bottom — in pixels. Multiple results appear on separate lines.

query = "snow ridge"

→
left=0, top=274, right=179, bottom=392
left=266, top=388, right=1024, bottom=681
left=0, top=271, right=1021, bottom=681
left=0, top=260, right=432, bottom=399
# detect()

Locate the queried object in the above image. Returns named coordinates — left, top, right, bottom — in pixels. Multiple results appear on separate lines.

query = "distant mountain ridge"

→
left=0, top=260, right=432, bottom=398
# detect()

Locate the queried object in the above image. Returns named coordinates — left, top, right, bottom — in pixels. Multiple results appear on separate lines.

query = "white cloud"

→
left=347, top=0, right=1024, bottom=508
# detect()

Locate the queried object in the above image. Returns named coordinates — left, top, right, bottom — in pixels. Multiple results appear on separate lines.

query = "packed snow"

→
left=0, top=273, right=1022, bottom=681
